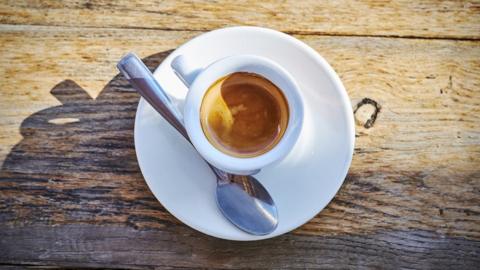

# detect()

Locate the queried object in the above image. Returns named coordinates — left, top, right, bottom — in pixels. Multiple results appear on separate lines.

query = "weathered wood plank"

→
left=0, top=0, right=479, bottom=39
left=0, top=25, right=479, bottom=268
left=0, top=25, right=195, bottom=162
left=0, top=224, right=479, bottom=269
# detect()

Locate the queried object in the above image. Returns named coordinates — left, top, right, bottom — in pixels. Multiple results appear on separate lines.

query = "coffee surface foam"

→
left=200, top=72, right=289, bottom=158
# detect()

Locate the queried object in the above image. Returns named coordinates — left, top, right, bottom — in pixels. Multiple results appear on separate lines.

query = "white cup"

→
left=171, top=54, right=304, bottom=175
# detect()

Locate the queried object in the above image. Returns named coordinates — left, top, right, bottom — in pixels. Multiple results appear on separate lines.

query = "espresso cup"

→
left=171, top=54, right=304, bottom=175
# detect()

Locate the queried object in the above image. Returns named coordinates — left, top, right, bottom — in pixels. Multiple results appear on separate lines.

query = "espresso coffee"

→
left=200, top=72, right=289, bottom=158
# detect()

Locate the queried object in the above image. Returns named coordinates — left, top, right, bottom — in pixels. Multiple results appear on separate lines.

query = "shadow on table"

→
left=0, top=51, right=184, bottom=228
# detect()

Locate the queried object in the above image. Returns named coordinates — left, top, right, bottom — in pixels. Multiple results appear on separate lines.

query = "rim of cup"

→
left=183, top=54, right=304, bottom=174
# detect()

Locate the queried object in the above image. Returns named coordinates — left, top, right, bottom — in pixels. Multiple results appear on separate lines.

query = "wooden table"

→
left=1, top=1, right=479, bottom=269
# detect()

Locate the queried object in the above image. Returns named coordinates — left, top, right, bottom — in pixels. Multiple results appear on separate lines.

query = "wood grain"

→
left=0, top=25, right=195, bottom=161
left=1, top=224, right=479, bottom=269
left=0, top=25, right=479, bottom=268
left=1, top=0, right=480, bottom=39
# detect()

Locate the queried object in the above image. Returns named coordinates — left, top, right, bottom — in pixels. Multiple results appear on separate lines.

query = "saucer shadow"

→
left=0, top=51, right=183, bottom=229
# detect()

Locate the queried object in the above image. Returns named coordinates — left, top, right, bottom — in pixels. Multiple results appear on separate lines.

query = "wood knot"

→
left=84, top=1, right=94, bottom=9
left=354, top=98, right=381, bottom=129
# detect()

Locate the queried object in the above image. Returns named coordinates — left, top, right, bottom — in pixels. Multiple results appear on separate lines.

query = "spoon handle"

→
left=117, top=53, right=230, bottom=180
left=117, top=53, right=189, bottom=140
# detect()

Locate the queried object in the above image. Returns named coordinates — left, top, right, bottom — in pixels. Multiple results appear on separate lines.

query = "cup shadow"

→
left=0, top=51, right=183, bottom=229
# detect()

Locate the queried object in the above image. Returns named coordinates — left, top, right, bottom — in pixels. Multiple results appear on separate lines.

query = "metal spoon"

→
left=117, top=52, right=278, bottom=235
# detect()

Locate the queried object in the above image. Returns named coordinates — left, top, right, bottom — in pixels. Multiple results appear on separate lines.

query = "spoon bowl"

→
left=216, top=174, right=278, bottom=235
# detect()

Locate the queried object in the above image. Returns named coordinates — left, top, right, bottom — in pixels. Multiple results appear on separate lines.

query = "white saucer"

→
left=134, top=27, right=354, bottom=241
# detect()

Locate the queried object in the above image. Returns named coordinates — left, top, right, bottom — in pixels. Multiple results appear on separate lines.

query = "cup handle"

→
left=171, top=55, right=202, bottom=87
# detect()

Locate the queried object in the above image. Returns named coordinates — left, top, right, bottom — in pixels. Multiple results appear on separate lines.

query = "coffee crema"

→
left=200, top=72, right=289, bottom=158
